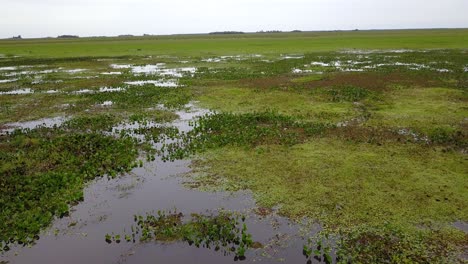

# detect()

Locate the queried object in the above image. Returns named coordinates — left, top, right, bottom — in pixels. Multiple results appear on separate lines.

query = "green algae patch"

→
left=161, top=112, right=330, bottom=161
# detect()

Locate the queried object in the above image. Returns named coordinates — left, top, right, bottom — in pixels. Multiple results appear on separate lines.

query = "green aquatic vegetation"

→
left=0, top=125, right=140, bottom=251
left=128, top=109, right=179, bottom=124
left=131, top=126, right=180, bottom=143
left=106, top=210, right=255, bottom=260
left=84, top=85, right=192, bottom=110
left=162, top=112, right=329, bottom=161
left=62, top=114, right=119, bottom=132
left=303, top=225, right=466, bottom=264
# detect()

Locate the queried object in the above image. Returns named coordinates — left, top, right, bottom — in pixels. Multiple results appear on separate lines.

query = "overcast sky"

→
left=1, top=0, right=467, bottom=38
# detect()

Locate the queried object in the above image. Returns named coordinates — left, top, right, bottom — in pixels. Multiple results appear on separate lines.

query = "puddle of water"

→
left=306, top=60, right=451, bottom=73
left=0, top=88, right=33, bottom=95
left=0, top=66, right=17, bottom=71
left=63, top=69, right=87, bottom=74
left=99, top=101, right=114, bottom=107
left=341, top=68, right=364, bottom=72
left=129, top=64, right=196, bottom=78
left=99, top=87, right=126, bottom=93
left=202, top=58, right=223, bottom=63
left=3, top=69, right=59, bottom=77
left=70, top=76, right=99, bottom=80
left=101, top=72, right=122, bottom=75
left=201, top=55, right=263, bottom=63
left=0, top=79, right=18, bottom=83
left=282, top=55, right=304, bottom=59
left=160, top=67, right=196, bottom=78
left=340, top=49, right=418, bottom=54
left=291, top=69, right=316, bottom=74
left=111, top=64, right=133, bottom=69
left=310, top=61, right=331, bottom=67
left=131, top=64, right=166, bottom=74
left=73, top=89, right=95, bottom=94
left=435, top=68, right=451, bottom=72
left=124, top=80, right=179, bottom=87
left=0, top=103, right=312, bottom=264
left=1, top=116, right=68, bottom=134
left=2, top=68, right=90, bottom=77
left=44, top=90, right=59, bottom=94
left=453, top=221, right=468, bottom=233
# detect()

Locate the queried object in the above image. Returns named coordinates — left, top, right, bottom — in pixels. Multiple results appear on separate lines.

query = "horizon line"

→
left=2, top=27, right=467, bottom=40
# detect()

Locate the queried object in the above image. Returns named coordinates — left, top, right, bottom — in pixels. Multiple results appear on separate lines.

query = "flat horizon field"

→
left=0, top=29, right=467, bottom=263
left=0, top=29, right=467, bottom=58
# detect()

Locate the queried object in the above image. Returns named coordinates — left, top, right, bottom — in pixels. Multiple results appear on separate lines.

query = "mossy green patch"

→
left=196, top=86, right=355, bottom=123
left=190, top=138, right=467, bottom=226
left=367, top=87, right=468, bottom=140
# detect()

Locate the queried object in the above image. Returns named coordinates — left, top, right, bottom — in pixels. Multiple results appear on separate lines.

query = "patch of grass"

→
left=196, top=86, right=356, bottom=122
left=366, top=87, right=467, bottom=135
left=190, top=138, right=467, bottom=226
left=292, top=74, right=324, bottom=83
left=324, top=85, right=373, bottom=102
left=1, top=29, right=467, bottom=58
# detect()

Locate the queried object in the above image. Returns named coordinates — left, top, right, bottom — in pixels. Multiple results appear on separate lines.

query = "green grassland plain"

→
left=0, top=29, right=467, bottom=58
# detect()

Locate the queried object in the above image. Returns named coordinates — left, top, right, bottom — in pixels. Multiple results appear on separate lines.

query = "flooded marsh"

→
left=0, top=33, right=467, bottom=263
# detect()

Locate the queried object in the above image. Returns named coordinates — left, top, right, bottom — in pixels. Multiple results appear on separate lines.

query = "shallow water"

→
left=99, top=87, right=126, bottom=93
left=0, top=116, right=68, bottom=134
left=0, top=79, right=18, bottom=83
left=124, top=80, right=179, bottom=87
left=0, top=88, right=34, bottom=95
left=0, top=104, right=314, bottom=264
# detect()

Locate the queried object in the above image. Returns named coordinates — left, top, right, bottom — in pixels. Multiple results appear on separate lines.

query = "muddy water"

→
left=1, top=103, right=314, bottom=264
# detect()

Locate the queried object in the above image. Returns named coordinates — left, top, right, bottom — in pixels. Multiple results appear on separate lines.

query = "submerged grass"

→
left=106, top=210, right=256, bottom=260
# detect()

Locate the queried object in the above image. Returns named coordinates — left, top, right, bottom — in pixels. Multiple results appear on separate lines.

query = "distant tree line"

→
left=209, top=31, right=245, bottom=35
left=257, top=30, right=302, bottom=33
left=57, top=35, right=79, bottom=39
